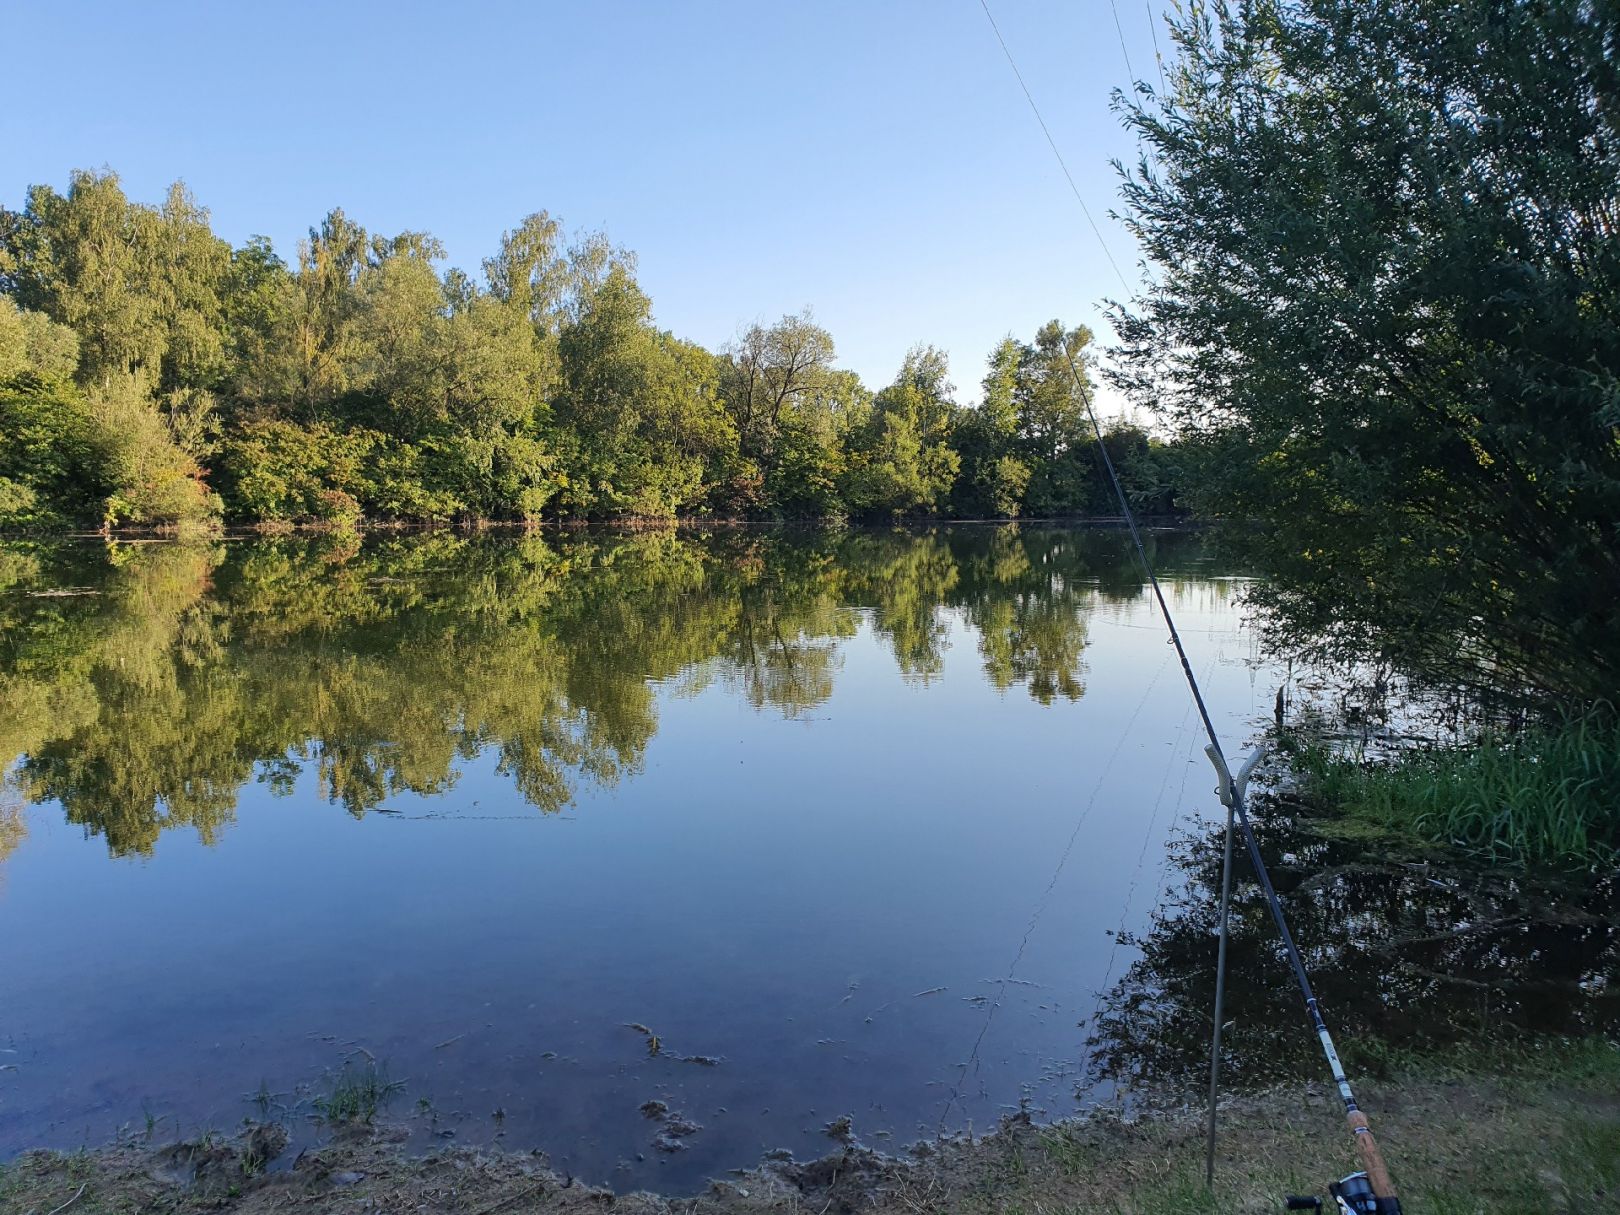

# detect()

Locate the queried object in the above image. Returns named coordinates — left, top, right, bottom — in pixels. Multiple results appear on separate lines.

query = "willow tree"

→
left=1114, top=0, right=1620, bottom=705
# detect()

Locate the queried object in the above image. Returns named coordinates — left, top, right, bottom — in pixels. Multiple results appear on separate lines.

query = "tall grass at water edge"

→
left=1296, top=711, right=1620, bottom=867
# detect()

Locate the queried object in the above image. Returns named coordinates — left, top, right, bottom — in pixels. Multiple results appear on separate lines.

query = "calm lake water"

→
left=0, top=527, right=1352, bottom=1185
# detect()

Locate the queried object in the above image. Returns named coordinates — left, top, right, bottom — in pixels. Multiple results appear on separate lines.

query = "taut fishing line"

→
left=1074, top=668, right=1203, bottom=1100
left=936, top=647, right=1171, bottom=1133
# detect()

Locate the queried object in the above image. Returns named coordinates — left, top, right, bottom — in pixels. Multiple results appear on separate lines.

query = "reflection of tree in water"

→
left=841, top=530, right=962, bottom=682
left=1, top=543, right=242, bottom=854
left=843, top=526, right=1211, bottom=699
left=0, top=784, right=25, bottom=876
left=715, top=537, right=858, bottom=717
left=0, top=526, right=1205, bottom=857
left=1086, top=797, right=1620, bottom=1092
left=954, top=527, right=1095, bottom=703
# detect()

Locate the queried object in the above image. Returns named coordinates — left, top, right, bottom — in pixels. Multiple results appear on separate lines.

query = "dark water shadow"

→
left=1086, top=793, right=1620, bottom=1093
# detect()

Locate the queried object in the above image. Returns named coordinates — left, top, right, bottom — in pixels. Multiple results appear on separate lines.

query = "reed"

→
left=1299, top=711, right=1620, bottom=867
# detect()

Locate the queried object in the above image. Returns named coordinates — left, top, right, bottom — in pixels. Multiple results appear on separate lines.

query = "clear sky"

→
left=2, top=0, right=1166, bottom=408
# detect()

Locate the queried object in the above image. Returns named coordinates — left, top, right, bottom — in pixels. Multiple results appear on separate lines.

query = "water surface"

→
left=0, top=526, right=1280, bottom=1186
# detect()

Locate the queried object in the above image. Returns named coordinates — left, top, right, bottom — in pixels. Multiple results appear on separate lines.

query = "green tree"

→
left=86, top=372, right=218, bottom=527
left=720, top=311, right=837, bottom=473
left=1016, top=321, right=1097, bottom=516
left=220, top=235, right=294, bottom=415
left=280, top=208, right=369, bottom=417
left=761, top=369, right=863, bottom=518
left=0, top=172, right=229, bottom=393
left=1114, top=0, right=1620, bottom=705
left=0, top=297, right=79, bottom=381
left=350, top=233, right=449, bottom=436
left=436, top=294, right=559, bottom=519
left=844, top=346, right=961, bottom=517
left=553, top=266, right=732, bottom=517
left=483, top=211, right=569, bottom=339
left=148, top=181, right=232, bottom=395
left=0, top=172, right=232, bottom=527
left=1, top=172, right=165, bottom=386
left=0, top=377, right=101, bottom=526
left=955, top=337, right=1031, bottom=517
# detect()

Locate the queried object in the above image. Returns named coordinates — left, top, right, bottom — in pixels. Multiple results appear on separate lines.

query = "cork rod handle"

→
left=1346, top=1111, right=1398, bottom=1200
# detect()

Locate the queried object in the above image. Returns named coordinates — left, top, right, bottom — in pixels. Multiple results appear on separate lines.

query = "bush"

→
left=0, top=477, right=40, bottom=526
left=219, top=419, right=375, bottom=523
left=85, top=374, right=217, bottom=527
left=312, top=488, right=362, bottom=528
left=0, top=375, right=101, bottom=526
left=361, top=436, right=466, bottom=521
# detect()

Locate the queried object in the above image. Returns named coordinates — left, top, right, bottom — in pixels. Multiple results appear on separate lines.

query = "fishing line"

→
left=1075, top=649, right=1222, bottom=1100
left=1108, top=0, right=1138, bottom=86
left=976, top=0, right=1132, bottom=294
left=1102, top=696, right=1193, bottom=976
left=1143, top=0, right=1167, bottom=95
left=935, top=646, right=1171, bottom=1133
left=1073, top=676, right=1201, bottom=1098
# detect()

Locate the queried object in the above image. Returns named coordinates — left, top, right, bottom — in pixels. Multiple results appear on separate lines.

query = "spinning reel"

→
left=1286, top=1171, right=1401, bottom=1215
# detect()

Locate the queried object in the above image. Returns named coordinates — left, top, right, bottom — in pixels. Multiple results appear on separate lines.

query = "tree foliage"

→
left=1113, top=0, right=1620, bottom=706
left=2, top=168, right=1190, bottom=529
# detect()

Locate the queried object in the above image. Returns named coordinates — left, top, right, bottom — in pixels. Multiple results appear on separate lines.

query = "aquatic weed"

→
left=247, top=1078, right=275, bottom=1119
left=1298, top=710, right=1620, bottom=866
left=312, top=1060, right=403, bottom=1126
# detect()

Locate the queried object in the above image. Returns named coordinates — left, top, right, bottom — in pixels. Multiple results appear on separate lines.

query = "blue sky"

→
left=3, top=0, right=1166, bottom=407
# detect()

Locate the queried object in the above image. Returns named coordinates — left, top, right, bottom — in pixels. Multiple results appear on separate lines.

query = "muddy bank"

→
left=4, top=1044, right=1617, bottom=1215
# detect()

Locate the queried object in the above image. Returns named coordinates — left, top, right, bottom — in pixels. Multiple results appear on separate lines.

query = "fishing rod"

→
left=1204, top=744, right=1400, bottom=1215
left=1066, top=353, right=1403, bottom=1215
left=971, top=3, right=1407, bottom=1207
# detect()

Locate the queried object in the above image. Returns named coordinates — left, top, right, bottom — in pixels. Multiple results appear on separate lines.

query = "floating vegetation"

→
left=246, top=1079, right=277, bottom=1120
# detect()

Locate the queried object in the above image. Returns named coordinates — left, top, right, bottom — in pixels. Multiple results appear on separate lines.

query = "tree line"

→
left=0, top=172, right=1186, bottom=530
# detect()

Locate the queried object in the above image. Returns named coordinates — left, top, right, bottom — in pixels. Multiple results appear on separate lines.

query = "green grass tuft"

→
left=312, top=1060, right=403, bottom=1126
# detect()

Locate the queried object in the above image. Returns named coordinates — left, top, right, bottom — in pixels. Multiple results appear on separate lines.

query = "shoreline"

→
left=0, top=515, right=1201, bottom=542
left=4, top=1041, right=1616, bottom=1213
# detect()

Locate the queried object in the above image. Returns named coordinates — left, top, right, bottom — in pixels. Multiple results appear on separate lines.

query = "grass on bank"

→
left=1007, top=1039, right=1620, bottom=1215
left=1294, top=711, right=1620, bottom=867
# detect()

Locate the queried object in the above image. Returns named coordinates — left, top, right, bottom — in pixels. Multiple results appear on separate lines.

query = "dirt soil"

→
left=4, top=1051, right=1618, bottom=1215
